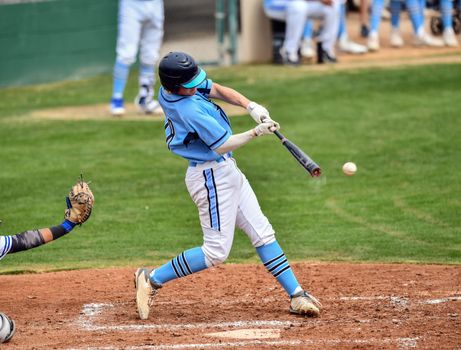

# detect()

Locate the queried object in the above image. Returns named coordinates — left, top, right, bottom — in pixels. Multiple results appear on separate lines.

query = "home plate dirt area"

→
left=1, top=263, right=460, bottom=349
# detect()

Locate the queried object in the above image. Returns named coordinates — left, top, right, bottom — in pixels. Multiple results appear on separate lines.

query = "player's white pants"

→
left=116, top=0, right=164, bottom=66
left=185, top=157, right=275, bottom=267
left=281, top=0, right=340, bottom=56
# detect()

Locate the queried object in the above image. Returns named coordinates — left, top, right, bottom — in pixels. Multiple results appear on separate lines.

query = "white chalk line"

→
left=66, top=337, right=421, bottom=350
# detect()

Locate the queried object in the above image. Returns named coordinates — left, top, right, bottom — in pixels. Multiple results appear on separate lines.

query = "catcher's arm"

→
left=2, top=178, right=94, bottom=255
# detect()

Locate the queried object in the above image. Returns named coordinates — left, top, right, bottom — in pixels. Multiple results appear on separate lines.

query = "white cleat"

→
left=443, top=28, right=459, bottom=47
left=135, top=95, right=163, bottom=114
left=134, top=268, right=161, bottom=320
left=300, top=39, right=315, bottom=59
left=289, top=291, right=322, bottom=317
left=390, top=28, right=404, bottom=47
left=338, top=35, right=368, bottom=54
left=413, top=31, right=444, bottom=47
left=367, top=31, right=380, bottom=51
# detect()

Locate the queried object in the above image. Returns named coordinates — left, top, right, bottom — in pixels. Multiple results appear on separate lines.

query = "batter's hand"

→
left=253, top=121, right=280, bottom=136
left=321, top=0, right=333, bottom=5
left=247, top=101, right=270, bottom=124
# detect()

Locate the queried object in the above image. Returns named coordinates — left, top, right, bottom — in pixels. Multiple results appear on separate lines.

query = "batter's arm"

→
left=209, top=83, right=250, bottom=109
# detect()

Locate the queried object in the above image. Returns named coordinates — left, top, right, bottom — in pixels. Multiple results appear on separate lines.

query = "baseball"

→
left=342, top=162, right=357, bottom=176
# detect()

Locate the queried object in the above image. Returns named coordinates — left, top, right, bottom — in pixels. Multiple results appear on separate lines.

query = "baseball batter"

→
left=135, top=52, right=322, bottom=320
left=0, top=181, right=94, bottom=343
left=110, top=0, right=164, bottom=116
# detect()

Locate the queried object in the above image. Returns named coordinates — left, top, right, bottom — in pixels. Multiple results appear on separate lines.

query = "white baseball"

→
left=342, top=162, right=357, bottom=176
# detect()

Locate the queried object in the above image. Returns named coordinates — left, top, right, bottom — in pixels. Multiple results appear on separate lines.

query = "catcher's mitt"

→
left=64, top=177, right=94, bottom=224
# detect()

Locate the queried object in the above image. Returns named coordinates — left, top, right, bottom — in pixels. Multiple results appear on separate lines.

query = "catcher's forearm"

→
left=8, top=222, right=74, bottom=254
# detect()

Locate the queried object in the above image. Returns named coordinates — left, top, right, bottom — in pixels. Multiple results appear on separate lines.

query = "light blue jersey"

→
left=158, top=79, right=233, bottom=166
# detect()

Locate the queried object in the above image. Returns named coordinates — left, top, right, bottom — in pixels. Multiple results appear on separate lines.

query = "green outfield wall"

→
left=0, top=0, right=118, bottom=88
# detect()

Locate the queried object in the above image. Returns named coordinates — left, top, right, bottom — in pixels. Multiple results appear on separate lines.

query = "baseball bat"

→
left=273, top=130, right=321, bottom=177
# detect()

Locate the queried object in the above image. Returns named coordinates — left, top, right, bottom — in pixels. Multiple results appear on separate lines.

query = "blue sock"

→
left=139, top=63, right=155, bottom=88
left=338, top=3, right=347, bottom=38
left=112, top=61, right=130, bottom=99
left=303, top=21, right=313, bottom=40
left=390, top=0, right=402, bottom=28
left=60, top=219, right=76, bottom=233
left=405, top=0, right=422, bottom=33
left=256, top=240, right=301, bottom=297
left=370, top=0, right=384, bottom=32
left=150, top=247, right=208, bottom=285
left=440, top=0, right=453, bottom=29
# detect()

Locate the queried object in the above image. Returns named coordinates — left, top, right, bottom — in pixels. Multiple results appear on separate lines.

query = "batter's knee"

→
left=253, top=231, right=276, bottom=248
left=201, top=242, right=231, bottom=267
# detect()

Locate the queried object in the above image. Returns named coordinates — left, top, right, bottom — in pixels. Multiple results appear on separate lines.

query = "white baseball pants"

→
left=185, top=157, right=275, bottom=267
left=116, top=0, right=164, bottom=66
left=283, top=0, right=340, bottom=56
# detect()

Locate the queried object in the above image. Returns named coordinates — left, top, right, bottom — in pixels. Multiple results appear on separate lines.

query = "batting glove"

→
left=247, top=101, right=271, bottom=124
left=253, top=121, right=280, bottom=136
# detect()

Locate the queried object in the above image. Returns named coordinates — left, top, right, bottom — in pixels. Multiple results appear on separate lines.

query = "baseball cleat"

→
left=134, top=268, right=161, bottom=320
left=289, top=291, right=322, bottom=317
left=338, top=35, right=368, bottom=54
left=279, top=47, right=300, bottom=66
left=300, top=39, right=315, bottom=59
left=110, top=98, right=125, bottom=116
left=390, top=28, right=404, bottom=48
left=316, top=42, right=337, bottom=64
left=134, top=95, right=163, bottom=114
left=367, top=31, right=380, bottom=51
left=443, top=28, right=459, bottom=47
left=413, top=31, right=444, bottom=47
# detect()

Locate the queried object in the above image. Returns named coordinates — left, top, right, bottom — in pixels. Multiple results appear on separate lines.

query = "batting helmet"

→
left=0, top=313, right=15, bottom=343
left=159, top=52, right=206, bottom=92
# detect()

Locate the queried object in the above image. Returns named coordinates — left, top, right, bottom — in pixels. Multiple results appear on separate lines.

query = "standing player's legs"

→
left=389, top=0, right=405, bottom=47
left=233, top=161, right=321, bottom=316
left=336, top=2, right=368, bottom=55
left=300, top=21, right=315, bottom=59
left=281, top=0, right=310, bottom=64
left=308, top=0, right=341, bottom=63
left=110, top=0, right=142, bottom=116
left=404, top=0, right=444, bottom=45
left=368, top=0, right=384, bottom=50
left=440, top=0, right=459, bottom=45
left=136, top=0, right=164, bottom=113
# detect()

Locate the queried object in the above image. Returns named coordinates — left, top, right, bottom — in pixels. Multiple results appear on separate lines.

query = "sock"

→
left=256, top=240, right=301, bottom=297
left=370, top=0, right=384, bottom=32
left=338, top=3, right=347, bottom=39
left=303, top=21, right=313, bottom=41
left=440, top=0, right=453, bottom=29
left=139, top=63, right=155, bottom=97
left=404, top=0, right=422, bottom=33
left=112, top=61, right=130, bottom=99
left=390, top=0, right=402, bottom=28
left=150, top=247, right=208, bottom=285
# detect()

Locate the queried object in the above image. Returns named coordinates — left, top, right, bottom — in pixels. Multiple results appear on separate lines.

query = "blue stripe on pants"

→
left=203, top=169, right=220, bottom=231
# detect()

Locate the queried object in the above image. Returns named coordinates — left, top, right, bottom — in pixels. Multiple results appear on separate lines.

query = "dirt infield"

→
left=1, top=263, right=460, bottom=349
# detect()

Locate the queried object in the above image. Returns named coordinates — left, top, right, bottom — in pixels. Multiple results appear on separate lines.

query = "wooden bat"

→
left=273, top=130, right=321, bottom=177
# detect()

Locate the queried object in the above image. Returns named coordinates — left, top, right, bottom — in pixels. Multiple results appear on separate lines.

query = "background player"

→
left=0, top=181, right=93, bottom=343
left=110, top=0, right=164, bottom=116
left=135, top=51, right=322, bottom=320
left=263, top=0, right=340, bottom=64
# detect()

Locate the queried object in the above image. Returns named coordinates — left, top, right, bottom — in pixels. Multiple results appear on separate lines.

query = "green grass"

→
left=1, top=63, right=460, bottom=273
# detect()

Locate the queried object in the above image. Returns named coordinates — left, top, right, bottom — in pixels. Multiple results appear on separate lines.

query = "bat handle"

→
left=273, top=130, right=285, bottom=141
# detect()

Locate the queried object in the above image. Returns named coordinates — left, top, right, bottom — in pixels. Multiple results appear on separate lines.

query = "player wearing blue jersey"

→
left=110, top=0, right=164, bottom=116
left=134, top=52, right=322, bottom=320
